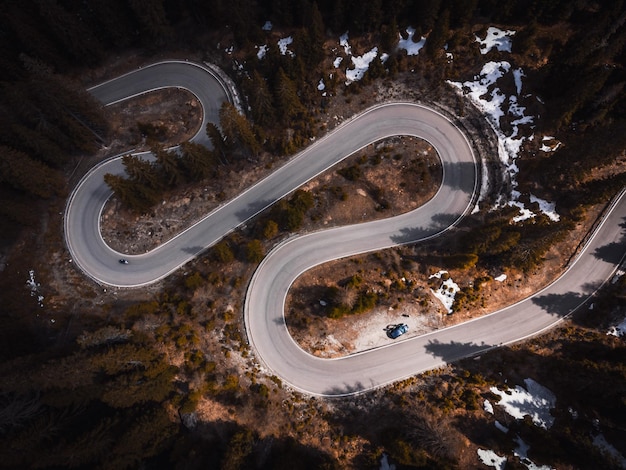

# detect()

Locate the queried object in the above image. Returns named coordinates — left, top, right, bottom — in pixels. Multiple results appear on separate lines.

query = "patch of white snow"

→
left=257, top=44, right=268, bottom=60
left=513, top=68, right=524, bottom=95
left=339, top=31, right=351, bottom=55
left=398, top=27, right=426, bottom=55
left=26, top=269, right=44, bottom=307
left=490, top=378, right=556, bottom=429
left=484, top=399, right=494, bottom=414
left=530, top=194, right=560, bottom=222
left=476, top=27, right=516, bottom=54
left=429, top=271, right=460, bottom=313
left=333, top=56, right=343, bottom=68
left=494, top=274, right=507, bottom=282
left=540, top=136, right=563, bottom=152
left=448, top=61, right=560, bottom=223
left=318, top=78, right=325, bottom=91
left=607, top=316, right=626, bottom=337
left=278, top=36, right=294, bottom=56
left=477, top=449, right=507, bottom=470
left=346, top=47, right=378, bottom=84
left=262, top=20, right=273, bottom=31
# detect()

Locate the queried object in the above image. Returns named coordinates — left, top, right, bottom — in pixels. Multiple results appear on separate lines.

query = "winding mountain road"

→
left=64, top=61, right=626, bottom=397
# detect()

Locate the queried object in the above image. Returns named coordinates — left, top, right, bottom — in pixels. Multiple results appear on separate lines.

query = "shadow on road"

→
left=441, top=161, right=476, bottom=194
left=389, top=212, right=459, bottom=244
left=323, top=380, right=368, bottom=396
left=181, top=245, right=206, bottom=255
left=531, top=281, right=601, bottom=318
left=593, top=217, right=626, bottom=264
left=424, top=339, right=493, bottom=363
left=234, top=198, right=275, bottom=223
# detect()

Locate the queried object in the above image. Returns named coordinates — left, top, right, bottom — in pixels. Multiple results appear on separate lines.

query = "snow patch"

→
left=530, top=194, right=560, bottom=222
left=448, top=61, right=559, bottom=222
left=333, top=56, right=343, bottom=68
left=494, top=274, right=507, bottom=282
left=477, top=449, right=507, bottom=470
left=476, top=27, right=516, bottom=54
left=398, top=27, right=426, bottom=56
left=346, top=47, right=378, bottom=83
left=256, top=44, right=268, bottom=60
left=540, top=136, right=562, bottom=152
left=26, top=269, right=44, bottom=308
left=513, top=68, right=524, bottom=95
left=484, top=399, right=494, bottom=414
left=339, top=31, right=351, bottom=55
left=278, top=36, right=294, bottom=56
left=429, top=270, right=459, bottom=313
left=607, top=316, right=626, bottom=337
left=490, top=378, right=556, bottom=429
left=317, top=78, right=326, bottom=91
left=262, top=20, right=273, bottom=31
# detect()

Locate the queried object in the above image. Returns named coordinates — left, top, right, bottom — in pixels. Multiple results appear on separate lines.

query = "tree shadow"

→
left=390, top=212, right=461, bottom=244
left=531, top=282, right=601, bottom=318
left=234, top=198, right=275, bottom=224
left=531, top=291, right=585, bottom=318
left=390, top=224, right=432, bottom=244
left=442, top=160, right=477, bottom=194
left=431, top=211, right=462, bottom=229
left=424, top=339, right=493, bottom=363
left=181, top=245, right=206, bottom=255
left=272, top=316, right=285, bottom=326
left=323, top=381, right=368, bottom=397
left=286, top=284, right=336, bottom=319
left=593, top=217, right=626, bottom=264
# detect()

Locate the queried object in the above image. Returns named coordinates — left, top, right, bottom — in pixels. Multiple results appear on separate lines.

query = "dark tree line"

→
left=105, top=142, right=219, bottom=212
left=105, top=102, right=264, bottom=212
left=2, top=0, right=622, bottom=233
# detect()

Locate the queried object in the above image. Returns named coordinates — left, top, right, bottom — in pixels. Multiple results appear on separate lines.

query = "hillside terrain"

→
left=0, top=1, right=625, bottom=468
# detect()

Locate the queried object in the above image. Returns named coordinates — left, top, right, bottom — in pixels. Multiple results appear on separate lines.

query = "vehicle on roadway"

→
left=388, top=323, right=409, bottom=339
left=119, top=259, right=129, bottom=265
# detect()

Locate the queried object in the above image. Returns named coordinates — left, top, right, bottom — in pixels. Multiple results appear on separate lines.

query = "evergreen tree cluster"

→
left=105, top=141, right=219, bottom=212
left=2, top=0, right=624, bottom=233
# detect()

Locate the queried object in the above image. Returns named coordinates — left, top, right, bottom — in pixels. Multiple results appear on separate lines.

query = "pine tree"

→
left=34, top=0, right=103, bottom=65
left=273, top=68, right=305, bottom=124
left=0, top=146, right=63, bottom=199
left=425, top=8, right=450, bottom=58
left=245, top=71, right=276, bottom=127
left=219, top=102, right=260, bottom=157
left=245, top=239, right=265, bottom=264
left=104, top=173, right=158, bottom=212
left=205, top=122, right=229, bottom=163
left=122, top=154, right=161, bottom=189
left=153, top=146, right=184, bottom=187
left=179, top=141, right=218, bottom=180
left=128, top=0, right=173, bottom=47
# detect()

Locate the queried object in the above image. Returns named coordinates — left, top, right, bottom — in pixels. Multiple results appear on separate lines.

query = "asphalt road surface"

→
left=65, top=61, right=626, bottom=396
left=246, top=189, right=626, bottom=396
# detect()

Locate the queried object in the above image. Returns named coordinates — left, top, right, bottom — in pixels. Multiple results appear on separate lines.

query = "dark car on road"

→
left=388, top=323, right=409, bottom=339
